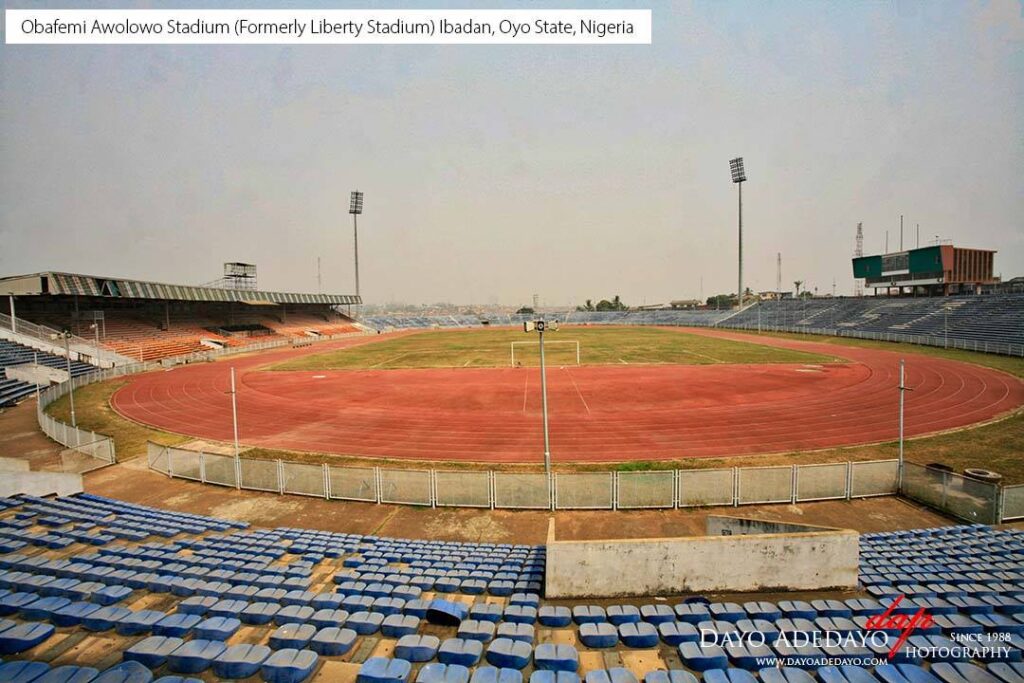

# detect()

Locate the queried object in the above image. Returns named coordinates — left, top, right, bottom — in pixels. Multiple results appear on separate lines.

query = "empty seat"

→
left=530, top=673, right=577, bottom=683
left=496, top=622, right=534, bottom=644
left=459, top=619, right=497, bottom=642
left=309, top=627, right=357, bottom=656
left=347, top=611, right=384, bottom=635
left=533, top=644, right=579, bottom=672
left=578, top=622, right=617, bottom=648
left=677, top=642, right=727, bottom=671
left=0, top=660, right=51, bottom=683
left=260, top=648, right=318, bottom=683
left=427, top=599, right=469, bottom=626
left=486, top=638, right=533, bottom=670
left=382, top=614, right=421, bottom=638
left=439, top=638, right=484, bottom=667
left=36, top=665, right=101, bottom=683
left=358, top=657, right=412, bottom=683
left=123, top=635, right=186, bottom=668
left=396, top=634, right=442, bottom=662
left=152, top=613, right=200, bottom=637
left=212, top=643, right=271, bottom=679
left=478, top=668, right=525, bottom=683
left=240, top=602, right=280, bottom=625
left=816, top=666, right=880, bottom=683
left=874, top=664, right=942, bottom=683
left=166, top=639, right=226, bottom=674
left=929, top=663, right=1002, bottom=683
left=416, top=663, right=470, bottom=683
left=92, top=661, right=155, bottom=683
left=82, top=606, right=132, bottom=632
left=572, top=606, right=606, bottom=625
left=194, top=616, right=240, bottom=641
left=606, top=605, right=641, bottom=625
left=0, top=620, right=56, bottom=654
left=702, top=670, right=756, bottom=683
left=618, top=622, right=658, bottom=648
left=269, top=623, right=316, bottom=650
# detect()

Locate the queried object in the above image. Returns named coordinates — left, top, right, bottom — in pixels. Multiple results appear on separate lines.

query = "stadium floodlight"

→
left=348, top=190, right=364, bottom=304
left=524, top=318, right=557, bottom=473
left=729, top=157, right=747, bottom=310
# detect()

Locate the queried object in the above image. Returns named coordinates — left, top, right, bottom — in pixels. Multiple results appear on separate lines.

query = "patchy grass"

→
left=44, top=379, right=189, bottom=460
left=45, top=335, right=1024, bottom=482
left=270, top=326, right=834, bottom=370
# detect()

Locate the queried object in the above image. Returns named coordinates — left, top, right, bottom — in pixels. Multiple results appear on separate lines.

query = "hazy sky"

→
left=2, top=1, right=1022, bottom=307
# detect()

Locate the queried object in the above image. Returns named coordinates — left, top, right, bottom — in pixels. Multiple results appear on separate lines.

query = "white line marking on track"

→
left=563, top=367, right=591, bottom=415
left=522, top=372, right=529, bottom=414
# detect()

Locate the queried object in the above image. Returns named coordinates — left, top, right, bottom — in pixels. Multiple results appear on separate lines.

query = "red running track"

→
left=111, top=328, right=1024, bottom=463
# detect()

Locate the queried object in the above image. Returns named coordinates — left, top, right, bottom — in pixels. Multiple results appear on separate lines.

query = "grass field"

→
left=271, top=327, right=836, bottom=370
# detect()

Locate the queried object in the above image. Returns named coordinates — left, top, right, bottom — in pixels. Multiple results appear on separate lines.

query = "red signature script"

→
left=865, top=595, right=935, bottom=659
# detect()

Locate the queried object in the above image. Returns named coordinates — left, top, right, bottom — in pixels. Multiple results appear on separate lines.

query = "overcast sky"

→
left=2, top=1, right=1022, bottom=307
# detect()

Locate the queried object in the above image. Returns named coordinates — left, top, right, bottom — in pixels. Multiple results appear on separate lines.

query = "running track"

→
left=111, top=328, right=1024, bottom=463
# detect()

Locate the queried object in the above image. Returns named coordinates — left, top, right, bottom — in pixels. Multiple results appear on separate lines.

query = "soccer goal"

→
left=510, top=340, right=581, bottom=366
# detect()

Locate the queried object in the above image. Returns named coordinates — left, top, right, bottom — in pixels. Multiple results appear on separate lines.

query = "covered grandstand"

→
left=1, top=271, right=362, bottom=362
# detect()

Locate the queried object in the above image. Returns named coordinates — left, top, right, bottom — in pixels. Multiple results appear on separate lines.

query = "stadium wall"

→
left=544, top=517, right=859, bottom=597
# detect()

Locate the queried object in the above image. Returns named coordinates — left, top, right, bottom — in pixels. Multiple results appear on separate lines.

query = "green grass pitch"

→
left=271, top=326, right=835, bottom=370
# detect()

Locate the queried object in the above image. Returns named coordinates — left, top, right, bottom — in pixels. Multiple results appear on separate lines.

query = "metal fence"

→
left=900, top=462, right=1001, bottom=524
left=146, top=444, right=913, bottom=512
left=1002, top=485, right=1024, bottom=522
left=719, top=321, right=1024, bottom=358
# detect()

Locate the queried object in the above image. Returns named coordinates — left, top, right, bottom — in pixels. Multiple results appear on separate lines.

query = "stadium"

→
left=2, top=4, right=1024, bottom=683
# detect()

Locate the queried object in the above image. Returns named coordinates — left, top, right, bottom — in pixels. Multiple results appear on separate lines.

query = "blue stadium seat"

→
left=358, top=657, right=412, bottom=683
left=534, top=644, right=579, bottom=672
left=0, top=660, right=51, bottom=683
left=166, top=639, right=226, bottom=674
left=486, top=638, right=533, bottom=670
left=643, top=672, right=698, bottom=683
left=91, top=661, right=154, bottom=683
left=260, top=648, right=318, bottom=683
left=618, top=622, right=658, bottom=648
left=269, top=623, right=316, bottom=650
left=439, top=638, right=485, bottom=667
left=578, top=623, right=618, bottom=648
left=309, top=626, right=357, bottom=656
left=416, top=663, right=470, bottom=683
left=123, top=636, right=186, bottom=668
left=584, top=669, right=637, bottom=683
left=677, top=642, right=728, bottom=671
left=212, top=643, right=271, bottom=679
left=396, top=634, right=442, bottom=662
left=36, top=665, right=101, bottom=683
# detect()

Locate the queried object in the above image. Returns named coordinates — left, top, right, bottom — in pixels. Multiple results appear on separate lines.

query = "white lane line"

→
left=563, top=367, right=591, bottom=416
left=522, top=372, right=529, bottom=414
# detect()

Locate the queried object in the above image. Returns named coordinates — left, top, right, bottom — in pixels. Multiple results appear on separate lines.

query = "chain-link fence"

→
left=615, top=470, right=675, bottom=509
left=900, top=462, right=1000, bottom=524
left=738, top=466, right=793, bottom=504
left=1002, top=485, right=1024, bottom=522
left=328, top=466, right=378, bottom=503
left=554, top=473, right=614, bottom=510
left=146, top=442, right=1023, bottom=521
left=796, top=463, right=848, bottom=502
left=678, top=468, right=734, bottom=507
left=851, top=460, right=899, bottom=498
left=239, top=458, right=280, bottom=493
left=494, top=472, right=550, bottom=509
left=282, top=462, right=325, bottom=497
left=434, top=471, right=491, bottom=508
left=203, top=453, right=238, bottom=487
left=379, top=468, right=432, bottom=506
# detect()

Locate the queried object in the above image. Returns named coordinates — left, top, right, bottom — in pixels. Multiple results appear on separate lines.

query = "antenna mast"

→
left=854, top=222, right=864, bottom=297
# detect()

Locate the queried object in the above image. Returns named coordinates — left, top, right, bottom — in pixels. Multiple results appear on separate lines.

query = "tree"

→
left=516, top=307, right=535, bottom=315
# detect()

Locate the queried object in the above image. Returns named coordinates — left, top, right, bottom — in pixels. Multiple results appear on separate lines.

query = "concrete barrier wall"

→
left=705, top=515, right=839, bottom=536
left=7, top=363, right=68, bottom=386
left=0, top=457, right=31, bottom=472
left=545, top=519, right=859, bottom=598
left=0, top=472, right=83, bottom=498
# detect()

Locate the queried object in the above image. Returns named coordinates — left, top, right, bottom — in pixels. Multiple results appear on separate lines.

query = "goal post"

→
left=510, top=340, right=581, bottom=366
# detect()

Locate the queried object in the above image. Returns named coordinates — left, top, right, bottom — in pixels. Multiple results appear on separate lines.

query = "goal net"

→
left=510, top=340, right=581, bottom=367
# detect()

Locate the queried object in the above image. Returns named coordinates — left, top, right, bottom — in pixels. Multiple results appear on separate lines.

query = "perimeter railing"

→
left=148, top=443, right=903, bottom=512
left=34, top=331, right=371, bottom=473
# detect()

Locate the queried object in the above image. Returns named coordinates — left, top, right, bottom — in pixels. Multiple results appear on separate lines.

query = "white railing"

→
left=33, top=330, right=372, bottom=470
left=148, top=444, right=904, bottom=511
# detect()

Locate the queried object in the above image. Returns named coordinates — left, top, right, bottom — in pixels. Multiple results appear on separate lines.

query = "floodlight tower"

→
left=523, top=318, right=558, bottom=474
left=729, top=157, right=747, bottom=310
left=349, top=190, right=364, bottom=304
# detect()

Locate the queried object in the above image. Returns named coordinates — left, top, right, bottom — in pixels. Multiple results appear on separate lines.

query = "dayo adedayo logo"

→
left=864, top=595, right=934, bottom=660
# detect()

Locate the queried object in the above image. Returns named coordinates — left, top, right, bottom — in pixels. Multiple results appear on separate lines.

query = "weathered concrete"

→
left=705, top=515, right=842, bottom=536
left=7, top=363, right=68, bottom=386
left=0, top=457, right=31, bottom=472
left=0, top=471, right=83, bottom=497
left=545, top=517, right=859, bottom=597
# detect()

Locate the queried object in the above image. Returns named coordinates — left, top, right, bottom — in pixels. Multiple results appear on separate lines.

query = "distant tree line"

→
left=576, top=295, right=628, bottom=312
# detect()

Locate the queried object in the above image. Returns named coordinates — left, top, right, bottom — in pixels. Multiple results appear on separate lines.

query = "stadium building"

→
left=852, top=244, right=997, bottom=296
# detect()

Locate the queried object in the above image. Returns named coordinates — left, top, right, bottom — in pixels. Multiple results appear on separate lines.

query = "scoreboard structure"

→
left=852, top=244, right=996, bottom=296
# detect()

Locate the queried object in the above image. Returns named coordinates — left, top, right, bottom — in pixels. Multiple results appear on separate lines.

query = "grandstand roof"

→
left=0, top=271, right=360, bottom=306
